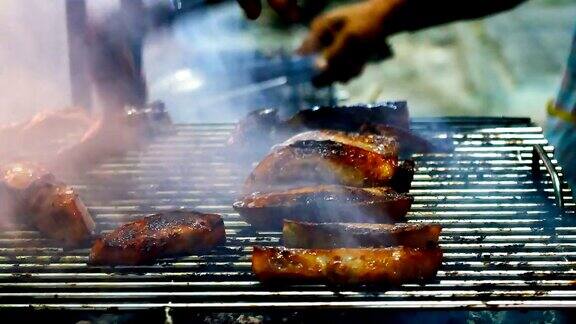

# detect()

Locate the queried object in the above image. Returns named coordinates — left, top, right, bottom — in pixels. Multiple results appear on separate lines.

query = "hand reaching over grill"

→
left=299, top=0, right=404, bottom=86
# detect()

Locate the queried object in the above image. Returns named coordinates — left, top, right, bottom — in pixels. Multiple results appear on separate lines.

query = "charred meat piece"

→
left=227, top=108, right=280, bottom=148
left=244, top=140, right=400, bottom=193
left=252, top=246, right=442, bottom=285
left=274, top=130, right=399, bottom=158
left=228, top=102, right=409, bottom=156
left=234, top=185, right=413, bottom=230
left=284, top=102, right=409, bottom=132
left=1, top=163, right=95, bottom=247
left=282, top=220, right=441, bottom=248
left=276, top=131, right=415, bottom=192
left=0, top=163, right=48, bottom=221
left=89, top=211, right=226, bottom=266
left=26, top=177, right=95, bottom=248
left=1, top=163, right=49, bottom=191
left=359, top=124, right=453, bottom=154
left=389, top=160, right=415, bottom=194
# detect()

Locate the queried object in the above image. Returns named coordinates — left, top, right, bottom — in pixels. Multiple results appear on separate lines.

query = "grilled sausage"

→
left=89, top=211, right=226, bottom=266
left=234, top=185, right=413, bottom=230
left=282, top=220, right=441, bottom=248
left=252, top=246, right=443, bottom=285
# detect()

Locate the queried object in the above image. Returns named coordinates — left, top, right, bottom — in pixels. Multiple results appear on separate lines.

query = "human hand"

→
left=299, top=0, right=405, bottom=86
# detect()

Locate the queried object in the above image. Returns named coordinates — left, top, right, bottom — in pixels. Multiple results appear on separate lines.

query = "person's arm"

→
left=297, top=0, right=528, bottom=86
left=391, top=0, right=527, bottom=32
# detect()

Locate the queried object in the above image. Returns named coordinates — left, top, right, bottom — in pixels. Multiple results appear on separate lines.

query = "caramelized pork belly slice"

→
left=244, top=140, right=398, bottom=193
left=234, top=185, right=413, bottom=230
left=227, top=103, right=409, bottom=152
left=252, top=246, right=442, bottom=285
left=1, top=162, right=50, bottom=191
left=89, top=211, right=225, bottom=266
left=26, top=178, right=95, bottom=248
left=282, top=220, right=441, bottom=248
left=0, top=163, right=51, bottom=219
left=275, top=130, right=399, bottom=158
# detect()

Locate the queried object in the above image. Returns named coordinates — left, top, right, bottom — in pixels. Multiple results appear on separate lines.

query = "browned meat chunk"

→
left=274, top=130, right=399, bottom=157
left=282, top=220, right=441, bottom=248
left=89, top=211, right=226, bottom=266
left=252, top=246, right=442, bottom=285
left=1, top=163, right=95, bottom=247
left=26, top=177, right=95, bottom=248
left=0, top=163, right=48, bottom=219
left=244, top=140, right=399, bottom=193
left=228, top=103, right=409, bottom=155
left=234, top=185, right=413, bottom=230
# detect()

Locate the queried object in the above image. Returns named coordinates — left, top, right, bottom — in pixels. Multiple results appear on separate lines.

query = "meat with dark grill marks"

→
left=234, top=185, right=413, bottom=230
left=274, top=130, right=399, bottom=157
left=282, top=220, right=441, bottom=248
left=243, top=140, right=400, bottom=194
left=1, top=163, right=95, bottom=247
left=227, top=103, right=409, bottom=155
left=0, top=163, right=48, bottom=219
left=252, top=246, right=442, bottom=285
left=89, top=211, right=226, bottom=266
left=25, top=177, right=95, bottom=248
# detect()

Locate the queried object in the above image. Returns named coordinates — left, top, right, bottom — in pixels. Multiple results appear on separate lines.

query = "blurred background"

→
left=0, top=0, right=574, bottom=125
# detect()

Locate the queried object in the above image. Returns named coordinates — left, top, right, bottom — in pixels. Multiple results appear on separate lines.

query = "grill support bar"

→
left=532, top=144, right=565, bottom=211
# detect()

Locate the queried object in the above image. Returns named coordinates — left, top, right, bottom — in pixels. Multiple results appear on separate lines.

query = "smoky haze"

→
left=0, top=0, right=71, bottom=124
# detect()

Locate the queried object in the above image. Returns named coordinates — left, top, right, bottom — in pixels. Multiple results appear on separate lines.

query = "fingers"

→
left=300, top=13, right=367, bottom=86
left=299, top=4, right=396, bottom=87
left=298, top=15, right=345, bottom=55
left=237, top=0, right=262, bottom=20
left=312, top=34, right=367, bottom=87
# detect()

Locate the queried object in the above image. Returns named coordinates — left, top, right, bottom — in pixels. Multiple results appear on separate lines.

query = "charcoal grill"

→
left=1, top=117, right=575, bottom=313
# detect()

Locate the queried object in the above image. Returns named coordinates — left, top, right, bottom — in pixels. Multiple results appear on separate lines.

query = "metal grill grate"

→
left=1, top=117, right=575, bottom=311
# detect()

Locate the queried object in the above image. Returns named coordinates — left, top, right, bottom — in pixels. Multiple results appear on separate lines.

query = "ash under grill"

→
left=1, top=117, right=575, bottom=311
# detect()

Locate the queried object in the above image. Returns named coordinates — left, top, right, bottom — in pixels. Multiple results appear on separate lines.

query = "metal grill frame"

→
left=0, top=117, right=575, bottom=313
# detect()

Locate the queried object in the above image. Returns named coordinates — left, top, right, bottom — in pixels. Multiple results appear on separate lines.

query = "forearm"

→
left=390, top=0, right=528, bottom=33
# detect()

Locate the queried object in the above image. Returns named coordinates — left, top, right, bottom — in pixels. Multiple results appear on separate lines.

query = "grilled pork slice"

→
left=234, top=185, right=413, bottom=230
left=1, top=163, right=48, bottom=191
left=282, top=220, right=441, bottom=248
left=26, top=177, right=95, bottom=248
left=252, top=246, right=442, bottom=285
left=244, top=140, right=400, bottom=193
left=0, top=163, right=48, bottom=219
left=1, top=163, right=95, bottom=247
left=274, top=130, right=399, bottom=158
left=89, top=211, right=226, bottom=266
left=228, top=103, right=409, bottom=152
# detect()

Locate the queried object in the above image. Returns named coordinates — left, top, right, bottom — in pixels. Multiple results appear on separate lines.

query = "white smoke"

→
left=0, top=0, right=72, bottom=124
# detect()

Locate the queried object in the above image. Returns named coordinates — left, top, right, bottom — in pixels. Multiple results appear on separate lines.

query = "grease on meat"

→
left=252, top=246, right=442, bottom=285
left=89, top=211, right=226, bottom=266
left=234, top=185, right=413, bottom=230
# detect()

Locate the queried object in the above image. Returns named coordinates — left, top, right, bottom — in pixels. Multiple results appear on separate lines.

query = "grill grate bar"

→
left=1, top=118, right=575, bottom=310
